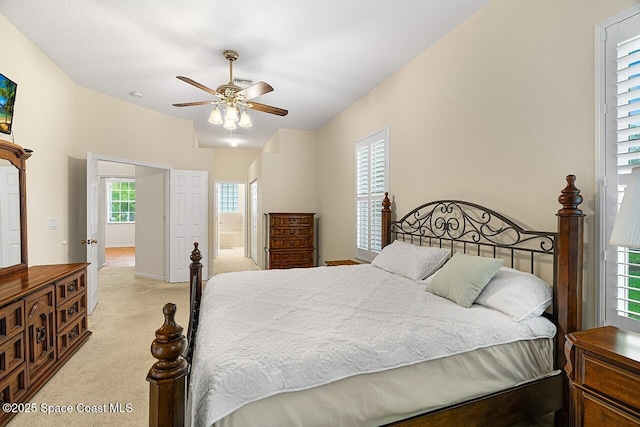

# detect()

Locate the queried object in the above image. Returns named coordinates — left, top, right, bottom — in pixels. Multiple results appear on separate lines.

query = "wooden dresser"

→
left=565, top=326, right=640, bottom=426
left=0, top=263, right=90, bottom=425
left=267, top=213, right=315, bottom=269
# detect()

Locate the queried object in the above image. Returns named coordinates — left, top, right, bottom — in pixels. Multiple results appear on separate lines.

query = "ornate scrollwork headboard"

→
left=383, top=195, right=557, bottom=283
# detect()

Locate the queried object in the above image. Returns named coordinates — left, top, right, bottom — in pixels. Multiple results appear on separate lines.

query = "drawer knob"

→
left=67, top=283, right=78, bottom=293
left=36, top=326, right=46, bottom=344
left=68, top=305, right=77, bottom=317
left=68, top=327, right=79, bottom=341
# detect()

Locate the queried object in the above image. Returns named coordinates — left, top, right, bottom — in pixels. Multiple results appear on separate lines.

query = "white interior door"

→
left=86, top=152, right=99, bottom=314
left=169, top=169, right=208, bottom=282
left=250, top=180, right=258, bottom=264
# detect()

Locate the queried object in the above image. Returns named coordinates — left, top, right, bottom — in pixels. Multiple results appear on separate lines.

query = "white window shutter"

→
left=355, top=128, right=388, bottom=261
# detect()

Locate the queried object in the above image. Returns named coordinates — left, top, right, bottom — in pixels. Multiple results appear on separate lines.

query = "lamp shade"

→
left=238, top=110, right=252, bottom=128
left=223, top=119, right=237, bottom=130
left=610, top=166, right=640, bottom=248
left=224, top=106, right=239, bottom=122
left=208, top=107, right=222, bottom=124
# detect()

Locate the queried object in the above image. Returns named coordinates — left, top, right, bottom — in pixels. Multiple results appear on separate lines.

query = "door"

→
left=85, top=152, right=99, bottom=314
left=169, top=170, right=208, bottom=282
left=250, top=180, right=258, bottom=263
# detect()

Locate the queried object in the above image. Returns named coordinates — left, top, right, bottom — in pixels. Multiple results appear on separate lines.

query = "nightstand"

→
left=565, top=326, right=640, bottom=426
left=325, top=260, right=361, bottom=266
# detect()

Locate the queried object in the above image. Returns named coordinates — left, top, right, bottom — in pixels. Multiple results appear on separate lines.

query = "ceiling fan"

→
left=173, top=49, right=288, bottom=130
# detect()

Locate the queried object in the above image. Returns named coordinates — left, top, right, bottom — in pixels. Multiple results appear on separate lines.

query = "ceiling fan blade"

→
left=237, top=81, right=274, bottom=101
left=176, top=76, right=220, bottom=97
left=172, top=101, right=214, bottom=107
left=248, top=101, right=288, bottom=117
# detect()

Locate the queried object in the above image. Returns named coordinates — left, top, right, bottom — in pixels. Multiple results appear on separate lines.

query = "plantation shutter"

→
left=603, top=11, right=640, bottom=331
left=355, top=128, right=388, bottom=262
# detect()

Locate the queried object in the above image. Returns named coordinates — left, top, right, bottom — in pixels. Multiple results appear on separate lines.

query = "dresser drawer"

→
left=270, top=215, right=313, bottom=227
left=0, top=332, right=24, bottom=378
left=0, top=364, right=26, bottom=407
left=57, top=314, right=87, bottom=359
left=55, top=271, right=86, bottom=307
left=56, top=292, right=86, bottom=332
left=583, top=391, right=640, bottom=426
left=582, top=354, right=640, bottom=410
left=269, top=250, right=314, bottom=269
left=0, top=300, right=24, bottom=346
left=270, top=226, right=313, bottom=238
left=270, top=237, right=314, bottom=249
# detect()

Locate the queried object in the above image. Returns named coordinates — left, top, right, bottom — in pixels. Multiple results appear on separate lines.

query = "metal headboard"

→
left=388, top=199, right=557, bottom=286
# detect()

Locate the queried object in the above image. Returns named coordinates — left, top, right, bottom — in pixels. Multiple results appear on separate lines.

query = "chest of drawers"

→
left=0, top=263, right=91, bottom=425
left=267, top=213, right=315, bottom=269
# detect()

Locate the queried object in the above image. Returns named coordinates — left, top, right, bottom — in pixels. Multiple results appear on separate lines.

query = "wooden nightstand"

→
left=325, top=260, right=361, bottom=266
left=565, top=326, right=640, bottom=426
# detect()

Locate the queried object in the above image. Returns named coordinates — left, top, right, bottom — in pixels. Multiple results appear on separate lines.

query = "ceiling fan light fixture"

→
left=223, top=118, right=237, bottom=130
left=224, top=105, right=239, bottom=122
left=238, top=110, right=252, bottom=128
left=208, top=107, right=223, bottom=124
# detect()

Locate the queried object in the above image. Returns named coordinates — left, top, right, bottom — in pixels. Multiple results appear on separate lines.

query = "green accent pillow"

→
left=425, top=253, right=504, bottom=308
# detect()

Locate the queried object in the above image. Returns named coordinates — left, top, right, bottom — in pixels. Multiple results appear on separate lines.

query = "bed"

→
left=148, top=175, right=584, bottom=427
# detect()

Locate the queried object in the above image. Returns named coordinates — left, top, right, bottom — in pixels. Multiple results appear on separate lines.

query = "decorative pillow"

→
left=371, top=240, right=450, bottom=281
left=474, top=267, right=552, bottom=321
left=425, top=253, right=503, bottom=308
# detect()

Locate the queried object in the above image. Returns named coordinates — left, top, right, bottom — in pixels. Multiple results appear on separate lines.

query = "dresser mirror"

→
left=0, top=140, right=30, bottom=278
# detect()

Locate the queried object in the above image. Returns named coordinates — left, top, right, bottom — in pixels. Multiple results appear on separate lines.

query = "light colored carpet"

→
left=212, top=256, right=259, bottom=275
left=8, top=256, right=258, bottom=426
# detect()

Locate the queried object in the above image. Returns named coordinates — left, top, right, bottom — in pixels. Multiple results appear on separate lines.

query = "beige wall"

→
left=316, top=0, right=640, bottom=328
left=0, top=13, right=79, bottom=265
left=212, top=147, right=259, bottom=182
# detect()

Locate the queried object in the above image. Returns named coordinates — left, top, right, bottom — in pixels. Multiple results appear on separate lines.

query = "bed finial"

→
left=147, top=303, right=188, bottom=427
left=190, top=241, right=202, bottom=266
left=558, top=175, right=583, bottom=216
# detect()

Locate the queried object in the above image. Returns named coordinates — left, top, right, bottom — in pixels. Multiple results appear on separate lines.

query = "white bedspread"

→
left=191, top=265, right=556, bottom=427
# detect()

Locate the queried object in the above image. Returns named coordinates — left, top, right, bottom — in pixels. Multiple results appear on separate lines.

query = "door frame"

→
left=214, top=180, right=247, bottom=258
left=86, top=153, right=171, bottom=313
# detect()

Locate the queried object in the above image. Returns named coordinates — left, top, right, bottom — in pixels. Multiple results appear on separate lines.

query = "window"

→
left=218, top=183, right=239, bottom=213
left=355, top=127, right=389, bottom=262
left=598, top=6, right=640, bottom=331
left=107, top=179, right=135, bottom=223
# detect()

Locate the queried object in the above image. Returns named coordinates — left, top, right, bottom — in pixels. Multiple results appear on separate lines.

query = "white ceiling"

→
left=0, top=0, right=490, bottom=150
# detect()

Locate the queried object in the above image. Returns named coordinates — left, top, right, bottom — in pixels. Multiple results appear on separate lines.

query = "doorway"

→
left=215, top=181, right=246, bottom=258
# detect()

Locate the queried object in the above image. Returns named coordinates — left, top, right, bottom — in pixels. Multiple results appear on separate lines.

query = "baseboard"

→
left=134, top=271, right=165, bottom=281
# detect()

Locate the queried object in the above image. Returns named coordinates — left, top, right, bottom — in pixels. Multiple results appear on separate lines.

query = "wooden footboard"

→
left=148, top=176, right=584, bottom=427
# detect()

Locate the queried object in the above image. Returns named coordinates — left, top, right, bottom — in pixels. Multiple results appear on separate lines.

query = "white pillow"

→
left=474, top=267, right=552, bottom=321
left=371, top=240, right=450, bottom=281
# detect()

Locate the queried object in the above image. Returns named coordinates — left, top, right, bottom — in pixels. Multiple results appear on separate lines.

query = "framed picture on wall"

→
left=0, top=73, right=17, bottom=135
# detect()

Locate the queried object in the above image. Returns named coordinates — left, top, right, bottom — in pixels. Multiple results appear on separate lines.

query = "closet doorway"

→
left=215, top=181, right=246, bottom=257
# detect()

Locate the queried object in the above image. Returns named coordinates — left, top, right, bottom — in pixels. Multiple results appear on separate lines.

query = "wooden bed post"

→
left=556, top=175, right=584, bottom=427
left=381, top=192, right=392, bottom=248
left=147, top=303, right=188, bottom=427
